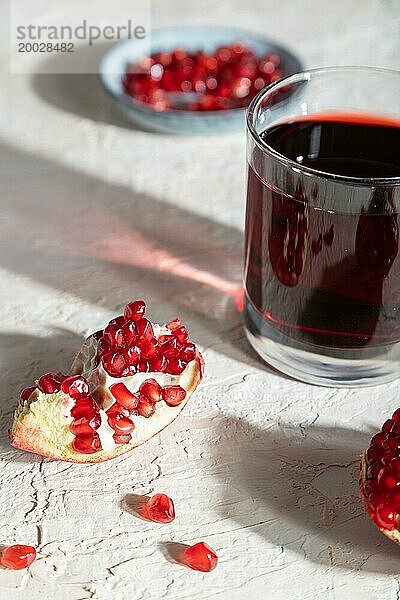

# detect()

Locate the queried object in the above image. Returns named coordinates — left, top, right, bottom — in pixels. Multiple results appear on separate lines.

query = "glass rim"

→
left=246, top=66, right=400, bottom=186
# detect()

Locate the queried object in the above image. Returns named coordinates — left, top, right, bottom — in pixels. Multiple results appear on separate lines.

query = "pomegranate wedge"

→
left=9, top=301, right=204, bottom=464
left=360, top=408, right=400, bottom=544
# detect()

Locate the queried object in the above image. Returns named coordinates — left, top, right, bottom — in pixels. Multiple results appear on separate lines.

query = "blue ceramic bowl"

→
left=99, top=26, right=303, bottom=134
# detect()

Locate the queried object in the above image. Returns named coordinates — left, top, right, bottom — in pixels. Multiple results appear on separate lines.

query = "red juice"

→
left=244, top=115, right=400, bottom=349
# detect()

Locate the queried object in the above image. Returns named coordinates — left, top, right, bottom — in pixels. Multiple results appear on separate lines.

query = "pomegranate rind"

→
left=359, top=452, right=400, bottom=545
left=9, top=349, right=203, bottom=464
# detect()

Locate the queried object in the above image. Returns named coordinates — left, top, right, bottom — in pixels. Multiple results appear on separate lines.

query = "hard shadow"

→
left=120, top=493, right=151, bottom=522
left=0, top=139, right=258, bottom=368
left=158, top=541, right=189, bottom=567
left=211, top=416, right=400, bottom=575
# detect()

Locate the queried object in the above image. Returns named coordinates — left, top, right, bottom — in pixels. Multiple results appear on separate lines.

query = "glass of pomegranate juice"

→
left=244, top=67, right=400, bottom=386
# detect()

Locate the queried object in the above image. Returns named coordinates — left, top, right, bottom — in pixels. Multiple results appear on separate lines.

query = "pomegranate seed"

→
left=70, top=414, right=101, bottom=435
left=70, top=397, right=98, bottom=419
left=390, top=487, right=400, bottom=508
left=366, top=445, right=383, bottom=464
left=374, top=503, right=397, bottom=530
left=173, top=326, right=189, bottom=342
left=121, top=321, right=138, bottom=346
left=106, top=402, right=131, bottom=417
left=137, top=318, right=154, bottom=342
left=103, top=322, right=125, bottom=348
left=166, top=358, right=187, bottom=375
left=113, top=433, right=132, bottom=444
left=61, top=376, right=89, bottom=399
left=109, top=383, right=139, bottom=411
left=137, top=396, right=156, bottom=418
left=72, top=434, right=101, bottom=454
left=102, top=352, right=128, bottom=377
left=162, top=385, right=186, bottom=407
left=138, top=360, right=150, bottom=373
left=162, top=337, right=183, bottom=357
left=0, top=545, right=36, bottom=570
left=378, top=468, right=399, bottom=490
left=97, top=337, right=111, bottom=357
left=150, top=355, right=168, bottom=372
left=184, top=542, right=218, bottom=572
left=140, top=379, right=162, bottom=403
left=180, top=342, right=196, bottom=362
left=124, top=300, right=146, bottom=322
left=146, top=493, right=175, bottom=523
left=167, top=318, right=181, bottom=331
left=38, top=373, right=60, bottom=394
left=391, top=457, right=400, bottom=477
left=126, top=345, right=141, bottom=365
left=20, top=386, right=36, bottom=402
left=393, top=408, right=400, bottom=422
left=381, top=418, right=392, bottom=432
left=141, top=338, right=160, bottom=360
left=108, top=413, right=135, bottom=434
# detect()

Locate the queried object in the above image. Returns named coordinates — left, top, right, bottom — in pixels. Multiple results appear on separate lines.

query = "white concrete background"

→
left=0, top=1, right=399, bottom=598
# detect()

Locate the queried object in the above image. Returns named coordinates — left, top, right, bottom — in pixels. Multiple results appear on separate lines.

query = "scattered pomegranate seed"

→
left=109, top=383, right=139, bottom=412
left=146, top=493, right=175, bottom=523
left=0, top=545, right=36, bottom=570
left=184, top=542, right=218, bottom=572
left=140, top=379, right=162, bottom=403
left=162, top=386, right=186, bottom=407
left=20, top=386, right=36, bottom=403
left=72, top=434, right=101, bottom=454
left=38, top=373, right=60, bottom=394
left=124, top=300, right=146, bottom=322
left=137, top=396, right=156, bottom=418
left=61, top=376, right=89, bottom=399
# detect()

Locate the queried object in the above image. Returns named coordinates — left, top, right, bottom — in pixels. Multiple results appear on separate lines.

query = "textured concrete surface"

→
left=0, top=1, right=399, bottom=598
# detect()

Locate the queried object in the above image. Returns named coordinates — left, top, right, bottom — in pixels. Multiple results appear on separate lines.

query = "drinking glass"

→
left=244, top=67, right=400, bottom=387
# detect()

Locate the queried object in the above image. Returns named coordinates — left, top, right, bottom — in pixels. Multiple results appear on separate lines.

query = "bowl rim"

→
left=99, top=25, right=303, bottom=118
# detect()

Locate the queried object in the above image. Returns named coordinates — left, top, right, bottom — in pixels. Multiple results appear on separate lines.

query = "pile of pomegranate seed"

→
left=97, top=300, right=196, bottom=378
left=145, top=493, right=175, bottom=523
left=362, top=409, right=400, bottom=530
left=123, top=42, right=283, bottom=111
left=0, top=545, right=36, bottom=570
